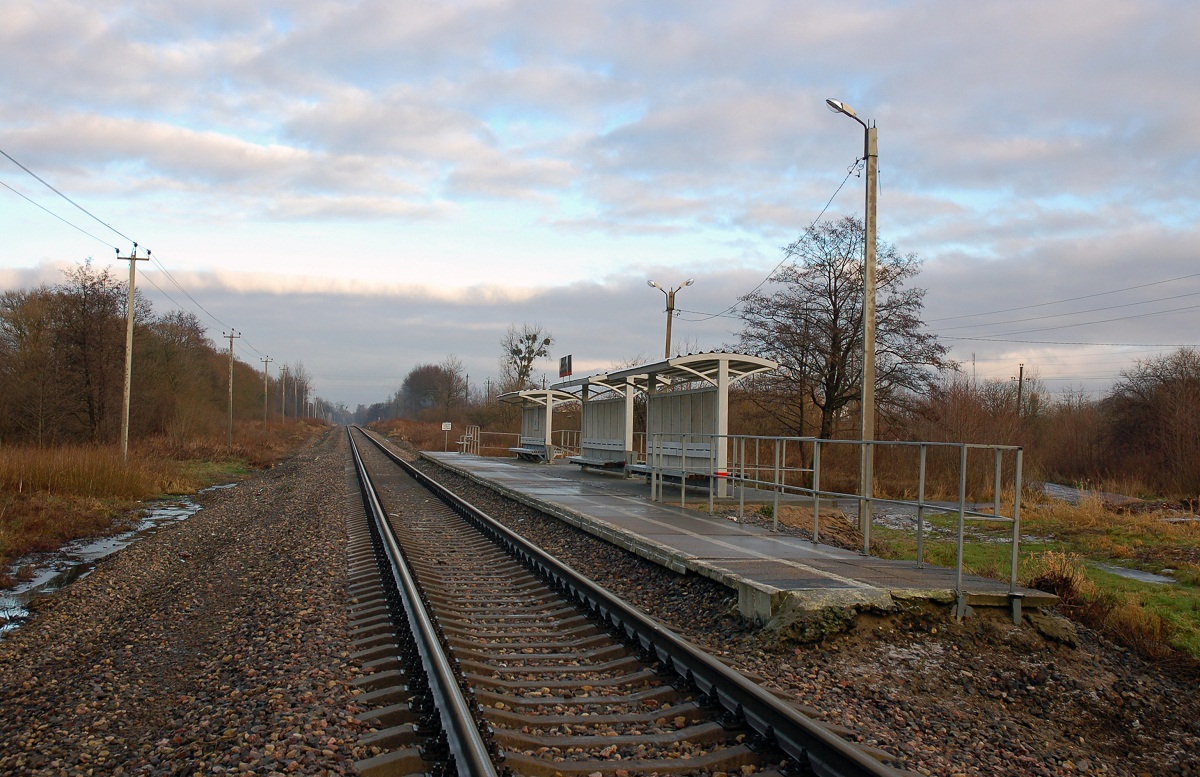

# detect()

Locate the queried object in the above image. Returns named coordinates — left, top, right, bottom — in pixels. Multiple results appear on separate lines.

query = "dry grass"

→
left=371, top=418, right=448, bottom=451
left=0, top=446, right=175, bottom=587
left=0, top=420, right=329, bottom=588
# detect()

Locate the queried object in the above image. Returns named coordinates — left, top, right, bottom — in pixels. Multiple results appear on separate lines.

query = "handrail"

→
left=647, top=432, right=1025, bottom=618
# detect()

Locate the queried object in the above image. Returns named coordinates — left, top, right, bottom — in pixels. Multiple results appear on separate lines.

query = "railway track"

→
left=346, top=427, right=901, bottom=777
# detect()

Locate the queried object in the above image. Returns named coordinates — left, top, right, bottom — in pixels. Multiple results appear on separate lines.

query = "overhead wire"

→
left=676, top=155, right=864, bottom=323
left=1, top=179, right=120, bottom=250
left=1, top=145, right=271, bottom=361
left=926, top=271, right=1200, bottom=323
left=1, top=147, right=135, bottom=244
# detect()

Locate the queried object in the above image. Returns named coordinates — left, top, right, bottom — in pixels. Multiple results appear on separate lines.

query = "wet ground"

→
left=0, top=483, right=236, bottom=635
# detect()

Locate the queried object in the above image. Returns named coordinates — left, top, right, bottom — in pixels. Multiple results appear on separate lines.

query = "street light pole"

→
left=647, top=278, right=694, bottom=359
left=827, top=98, right=878, bottom=548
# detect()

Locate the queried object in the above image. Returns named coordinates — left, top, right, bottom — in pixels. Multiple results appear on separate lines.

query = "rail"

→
left=361, top=428, right=901, bottom=777
left=348, top=428, right=499, bottom=777
left=648, top=433, right=1024, bottom=619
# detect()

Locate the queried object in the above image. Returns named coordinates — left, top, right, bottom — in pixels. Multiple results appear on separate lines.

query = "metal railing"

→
left=647, top=433, right=1024, bottom=617
left=456, top=424, right=481, bottom=455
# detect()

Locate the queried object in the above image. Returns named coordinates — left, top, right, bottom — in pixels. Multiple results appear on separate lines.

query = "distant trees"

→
left=0, top=260, right=302, bottom=446
left=499, top=323, right=553, bottom=391
left=1103, top=348, right=1200, bottom=492
left=392, top=357, right=467, bottom=420
left=736, top=216, right=953, bottom=438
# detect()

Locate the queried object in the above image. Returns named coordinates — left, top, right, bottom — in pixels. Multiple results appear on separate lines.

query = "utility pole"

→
left=224, top=331, right=240, bottom=451
left=280, top=366, right=288, bottom=419
left=261, top=356, right=273, bottom=424
left=647, top=279, right=694, bottom=359
left=1012, top=363, right=1027, bottom=418
left=118, top=244, right=148, bottom=464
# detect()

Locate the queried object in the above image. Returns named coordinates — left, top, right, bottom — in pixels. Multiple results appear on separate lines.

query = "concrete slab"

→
left=422, top=452, right=1056, bottom=620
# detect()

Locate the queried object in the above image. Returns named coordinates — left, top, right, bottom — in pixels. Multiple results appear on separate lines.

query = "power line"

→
left=677, top=157, right=864, bottom=323
left=2, top=146, right=270, bottom=361
left=936, top=289, right=1200, bottom=333
left=1, top=147, right=135, bottom=244
left=942, top=335, right=1200, bottom=347
left=0, top=179, right=119, bottom=250
left=926, top=271, right=1200, bottom=323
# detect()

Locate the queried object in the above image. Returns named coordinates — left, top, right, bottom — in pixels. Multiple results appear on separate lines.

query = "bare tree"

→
left=736, top=216, right=954, bottom=438
left=1104, top=348, right=1200, bottom=492
left=499, top=323, right=553, bottom=391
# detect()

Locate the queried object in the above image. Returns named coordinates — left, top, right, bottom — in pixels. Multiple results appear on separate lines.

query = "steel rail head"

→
left=348, top=428, right=500, bottom=777
left=357, top=430, right=902, bottom=777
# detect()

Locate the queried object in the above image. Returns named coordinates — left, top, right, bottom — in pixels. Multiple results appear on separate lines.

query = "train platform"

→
left=421, top=452, right=1057, bottom=622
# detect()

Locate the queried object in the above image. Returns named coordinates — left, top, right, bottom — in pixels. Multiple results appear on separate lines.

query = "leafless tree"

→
left=499, top=323, right=553, bottom=391
left=736, top=216, right=954, bottom=438
left=1104, top=348, right=1200, bottom=493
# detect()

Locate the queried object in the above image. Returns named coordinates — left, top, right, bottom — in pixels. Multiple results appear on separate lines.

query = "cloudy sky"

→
left=2, top=0, right=1198, bottom=409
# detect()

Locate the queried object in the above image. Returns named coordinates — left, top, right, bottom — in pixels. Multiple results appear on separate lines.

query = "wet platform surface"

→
left=423, top=452, right=1056, bottom=619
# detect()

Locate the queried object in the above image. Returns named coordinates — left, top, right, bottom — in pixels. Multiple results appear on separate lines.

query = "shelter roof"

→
left=604, top=351, right=778, bottom=391
left=552, top=372, right=631, bottom=396
left=496, top=388, right=578, bottom=408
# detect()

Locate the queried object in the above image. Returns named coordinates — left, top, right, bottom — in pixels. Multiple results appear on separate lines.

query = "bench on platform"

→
left=628, top=440, right=716, bottom=484
left=569, top=436, right=626, bottom=471
left=509, top=438, right=555, bottom=462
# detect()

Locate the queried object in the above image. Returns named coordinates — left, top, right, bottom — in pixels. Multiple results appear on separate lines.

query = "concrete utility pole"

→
left=1013, top=363, right=1027, bottom=417
left=118, top=244, right=148, bottom=464
left=647, top=278, right=694, bottom=358
left=280, top=366, right=288, bottom=419
left=827, top=98, right=878, bottom=546
left=224, top=331, right=240, bottom=451
left=261, top=356, right=273, bottom=423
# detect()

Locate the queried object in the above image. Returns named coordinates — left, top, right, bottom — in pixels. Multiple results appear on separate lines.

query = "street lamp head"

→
left=684, top=278, right=695, bottom=287
left=825, top=98, right=856, bottom=118
left=647, top=280, right=660, bottom=289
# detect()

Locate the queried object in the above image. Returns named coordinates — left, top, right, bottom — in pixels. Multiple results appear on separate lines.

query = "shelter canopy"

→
left=604, top=352, right=778, bottom=392
left=497, top=388, right=578, bottom=407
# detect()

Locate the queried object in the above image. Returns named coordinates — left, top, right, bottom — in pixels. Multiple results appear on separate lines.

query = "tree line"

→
left=0, top=261, right=319, bottom=446
left=367, top=215, right=1199, bottom=496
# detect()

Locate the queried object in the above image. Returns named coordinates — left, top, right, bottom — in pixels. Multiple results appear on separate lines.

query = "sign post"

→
left=442, top=421, right=452, bottom=451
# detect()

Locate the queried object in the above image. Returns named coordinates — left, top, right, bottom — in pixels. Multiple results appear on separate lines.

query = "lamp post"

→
left=647, top=278, right=694, bottom=359
left=826, top=97, right=878, bottom=548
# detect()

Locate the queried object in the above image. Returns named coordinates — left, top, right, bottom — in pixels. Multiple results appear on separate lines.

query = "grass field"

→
left=864, top=494, right=1200, bottom=659
left=0, top=420, right=328, bottom=587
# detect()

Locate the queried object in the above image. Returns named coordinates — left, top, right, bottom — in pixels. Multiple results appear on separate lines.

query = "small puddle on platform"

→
left=0, top=483, right=236, bottom=637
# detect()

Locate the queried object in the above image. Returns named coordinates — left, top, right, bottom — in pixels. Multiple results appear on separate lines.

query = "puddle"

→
left=1038, top=482, right=1140, bottom=507
left=1094, top=563, right=1177, bottom=585
left=0, top=483, right=236, bottom=636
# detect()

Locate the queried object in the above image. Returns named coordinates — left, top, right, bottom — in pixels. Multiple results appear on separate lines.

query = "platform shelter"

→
left=552, top=373, right=637, bottom=470
left=605, top=352, right=778, bottom=496
left=497, top=388, right=578, bottom=461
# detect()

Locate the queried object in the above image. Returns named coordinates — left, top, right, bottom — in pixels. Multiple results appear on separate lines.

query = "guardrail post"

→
left=861, top=438, right=872, bottom=556
left=955, top=444, right=968, bottom=619
left=916, top=444, right=927, bottom=568
left=1010, top=447, right=1024, bottom=623
left=709, top=437, right=716, bottom=515
left=737, top=437, right=746, bottom=522
left=650, top=433, right=659, bottom=502
left=993, top=448, right=1003, bottom=525
left=681, top=434, right=688, bottom=509
left=811, top=440, right=821, bottom=545
left=772, top=441, right=781, bottom=531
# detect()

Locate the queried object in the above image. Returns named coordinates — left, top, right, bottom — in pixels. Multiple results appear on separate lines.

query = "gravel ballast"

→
left=0, top=429, right=367, bottom=775
left=411, top=452, right=1200, bottom=777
